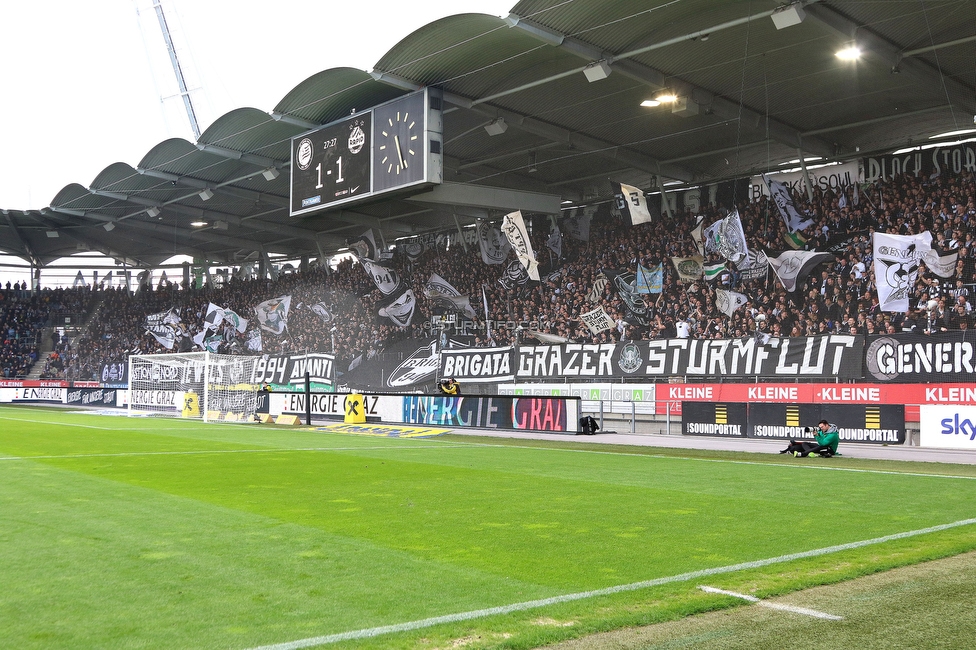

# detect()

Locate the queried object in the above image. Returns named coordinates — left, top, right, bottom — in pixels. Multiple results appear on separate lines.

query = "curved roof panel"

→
left=3, top=1, right=975, bottom=270
left=275, top=67, right=403, bottom=126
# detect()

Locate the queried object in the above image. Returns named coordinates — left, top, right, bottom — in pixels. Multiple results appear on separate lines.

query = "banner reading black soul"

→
left=513, top=335, right=863, bottom=380
left=864, top=332, right=976, bottom=383
left=748, top=403, right=905, bottom=445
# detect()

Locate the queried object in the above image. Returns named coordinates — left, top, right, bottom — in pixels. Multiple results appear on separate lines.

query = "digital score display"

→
left=289, top=88, right=442, bottom=217
left=290, top=113, right=372, bottom=216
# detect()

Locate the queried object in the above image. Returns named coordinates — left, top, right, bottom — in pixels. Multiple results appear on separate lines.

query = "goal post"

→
left=127, top=352, right=260, bottom=422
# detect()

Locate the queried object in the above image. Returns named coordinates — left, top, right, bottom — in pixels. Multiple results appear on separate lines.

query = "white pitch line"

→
left=698, top=585, right=842, bottom=620
left=245, top=517, right=976, bottom=650
left=0, top=444, right=474, bottom=462
left=448, top=440, right=976, bottom=482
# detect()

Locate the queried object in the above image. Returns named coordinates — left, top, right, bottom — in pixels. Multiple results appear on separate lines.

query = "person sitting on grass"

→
left=780, top=420, right=841, bottom=457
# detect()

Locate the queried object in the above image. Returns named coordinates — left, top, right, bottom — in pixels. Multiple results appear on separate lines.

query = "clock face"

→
left=372, top=92, right=427, bottom=193
left=378, top=111, right=419, bottom=177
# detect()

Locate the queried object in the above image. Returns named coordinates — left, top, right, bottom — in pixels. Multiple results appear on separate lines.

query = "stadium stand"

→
left=45, top=167, right=976, bottom=381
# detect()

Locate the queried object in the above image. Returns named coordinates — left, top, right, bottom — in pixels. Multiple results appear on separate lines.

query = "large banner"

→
left=65, top=388, right=120, bottom=408
left=511, top=336, right=863, bottom=380
left=863, top=143, right=976, bottom=183
left=864, top=332, right=976, bottom=383
left=750, top=161, right=860, bottom=199
left=440, top=347, right=515, bottom=382
left=251, top=353, right=335, bottom=391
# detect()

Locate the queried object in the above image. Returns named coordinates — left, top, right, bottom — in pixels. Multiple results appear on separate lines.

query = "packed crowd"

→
left=7, top=166, right=976, bottom=381
left=0, top=286, right=97, bottom=378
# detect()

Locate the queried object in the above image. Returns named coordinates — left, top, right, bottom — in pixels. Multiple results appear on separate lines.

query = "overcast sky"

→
left=0, top=0, right=515, bottom=211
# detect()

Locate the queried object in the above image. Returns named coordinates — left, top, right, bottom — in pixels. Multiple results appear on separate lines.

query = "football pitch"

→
left=2, top=404, right=976, bottom=650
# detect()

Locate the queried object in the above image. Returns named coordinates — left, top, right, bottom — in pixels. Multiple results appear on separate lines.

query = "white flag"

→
left=715, top=288, right=748, bottom=317
left=922, top=245, right=958, bottom=279
left=476, top=220, right=510, bottom=265
left=763, top=175, right=814, bottom=233
left=580, top=306, right=616, bottom=334
left=347, top=229, right=378, bottom=261
left=703, top=210, right=749, bottom=266
left=204, top=303, right=225, bottom=331
left=612, top=181, right=653, bottom=225
left=873, top=231, right=930, bottom=312
left=253, top=295, right=291, bottom=335
left=222, top=308, right=248, bottom=333
left=501, top=210, right=540, bottom=281
left=768, top=251, right=834, bottom=293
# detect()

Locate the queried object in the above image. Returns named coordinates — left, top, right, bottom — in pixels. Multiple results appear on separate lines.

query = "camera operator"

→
left=780, top=420, right=840, bottom=457
left=437, top=377, right=461, bottom=396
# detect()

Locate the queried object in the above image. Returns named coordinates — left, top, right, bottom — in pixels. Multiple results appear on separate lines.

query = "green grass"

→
left=1, top=404, right=975, bottom=649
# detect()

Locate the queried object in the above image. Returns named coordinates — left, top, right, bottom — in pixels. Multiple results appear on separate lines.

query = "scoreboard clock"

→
left=290, top=88, right=442, bottom=216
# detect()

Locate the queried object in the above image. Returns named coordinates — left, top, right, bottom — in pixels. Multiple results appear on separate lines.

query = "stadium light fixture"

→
left=103, top=223, right=116, bottom=232
left=46, top=230, right=59, bottom=238
left=190, top=221, right=208, bottom=227
left=583, top=60, right=611, bottom=82
left=146, top=207, right=161, bottom=218
left=771, top=2, right=806, bottom=29
left=641, top=99, right=661, bottom=107
left=655, top=93, right=678, bottom=103
left=199, top=189, right=215, bottom=201
left=836, top=44, right=861, bottom=61
left=262, top=167, right=280, bottom=181
left=484, top=117, right=508, bottom=136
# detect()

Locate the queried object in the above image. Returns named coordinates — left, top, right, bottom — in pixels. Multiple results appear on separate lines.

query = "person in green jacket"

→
left=780, top=420, right=841, bottom=457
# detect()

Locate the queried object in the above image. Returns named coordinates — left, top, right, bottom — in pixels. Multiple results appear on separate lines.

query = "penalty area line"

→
left=698, top=585, right=842, bottom=620
left=246, top=517, right=976, bottom=650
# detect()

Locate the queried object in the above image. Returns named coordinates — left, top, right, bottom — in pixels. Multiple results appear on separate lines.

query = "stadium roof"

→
left=3, top=0, right=975, bottom=268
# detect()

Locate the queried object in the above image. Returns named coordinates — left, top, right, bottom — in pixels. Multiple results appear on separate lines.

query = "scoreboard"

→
left=289, top=88, right=443, bottom=216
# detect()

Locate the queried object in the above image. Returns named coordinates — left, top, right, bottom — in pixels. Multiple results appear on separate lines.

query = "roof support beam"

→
left=370, top=72, right=697, bottom=182
left=505, top=12, right=835, bottom=158
left=2, top=209, right=40, bottom=265
left=803, top=3, right=975, bottom=115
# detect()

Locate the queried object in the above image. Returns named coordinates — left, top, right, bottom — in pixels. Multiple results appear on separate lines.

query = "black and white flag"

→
left=477, top=220, right=511, bottom=265
left=611, top=181, right=653, bottom=226
left=671, top=256, right=704, bottom=284
left=501, top=210, right=540, bottom=281
left=378, top=288, right=417, bottom=327
left=425, top=273, right=477, bottom=319
left=204, top=302, right=224, bottom=330
left=715, top=288, right=748, bottom=317
left=586, top=274, right=608, bottom=303
left=347, top=229, right=379, bottom=261
left=764, top=175, right=814, bottom=233
left=703, top=210, right=750, bottom=266
left=546, top=228, right=563, bottom=260
left=581, top=306, right=616, bottom=334
left=498, top=259, right=530, bottom=290
left=359, top=257, right=401, bottom=295
left=768, top=251, right=834, bottom=293
left=739, top=250, right=769, bottom=281
left=254, top=295, right=291, bottom=335
left=145, top=307, right=181, bottom=350
left=922, top=241, right=959, bottom=279
left=310, top=301, right=334, bottom=324
left=873, top=232, right=928, bottom=312
left=560, top=205, right=593, bottom=242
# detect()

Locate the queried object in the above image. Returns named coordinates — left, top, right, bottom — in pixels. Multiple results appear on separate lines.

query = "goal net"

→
left=128, top=352, right=260, bottom=422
